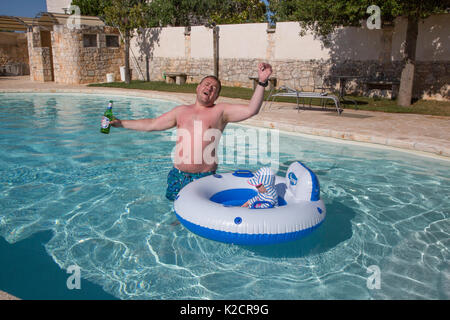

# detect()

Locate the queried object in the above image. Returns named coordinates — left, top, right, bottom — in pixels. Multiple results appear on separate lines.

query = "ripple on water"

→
left=0, top=93, right=449, bottom=300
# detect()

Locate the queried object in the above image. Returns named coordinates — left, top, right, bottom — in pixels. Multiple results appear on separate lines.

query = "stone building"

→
left=50, top=24, right=124, bottom=84
left=46, top=0, right=73, bottom=14
left=0, top=31, right=29, bottom=76
left=1, top=12, right=124, bottom=84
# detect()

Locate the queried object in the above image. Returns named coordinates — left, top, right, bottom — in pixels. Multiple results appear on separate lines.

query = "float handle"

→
left=232, top=170, right=254, bottom=178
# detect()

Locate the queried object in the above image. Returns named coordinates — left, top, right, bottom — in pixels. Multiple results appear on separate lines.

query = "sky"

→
left=0, top=0, right=47, bottom=18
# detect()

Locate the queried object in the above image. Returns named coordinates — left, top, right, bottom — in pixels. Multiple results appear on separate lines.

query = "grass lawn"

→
left=89, top=80, right=450, bottom=117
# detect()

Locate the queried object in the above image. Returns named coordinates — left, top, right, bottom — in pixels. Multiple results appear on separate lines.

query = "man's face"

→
left=196, top=77, right=220, bottom=106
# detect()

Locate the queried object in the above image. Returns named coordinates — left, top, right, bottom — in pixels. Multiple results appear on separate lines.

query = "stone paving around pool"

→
left=0, top=290, right=19, bottom=300
left=1, top=76, right=449, bottom=159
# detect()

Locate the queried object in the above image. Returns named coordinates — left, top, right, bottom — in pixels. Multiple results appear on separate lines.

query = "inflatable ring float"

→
left=174, top=161, right=326, bottom=245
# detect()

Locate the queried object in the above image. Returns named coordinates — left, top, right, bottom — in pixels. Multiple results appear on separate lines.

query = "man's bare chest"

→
left=177, top=108, right=224, bottom=130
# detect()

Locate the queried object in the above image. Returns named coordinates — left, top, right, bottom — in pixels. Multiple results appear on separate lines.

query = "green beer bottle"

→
left=100, top=100, right=114, bottom=134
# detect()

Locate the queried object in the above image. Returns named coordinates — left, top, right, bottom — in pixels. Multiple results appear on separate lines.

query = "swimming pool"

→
left=0, top=93, right=449, bottom=300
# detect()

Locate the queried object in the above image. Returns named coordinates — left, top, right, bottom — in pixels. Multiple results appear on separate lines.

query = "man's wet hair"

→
left=200, top=75, right=222, bottom=96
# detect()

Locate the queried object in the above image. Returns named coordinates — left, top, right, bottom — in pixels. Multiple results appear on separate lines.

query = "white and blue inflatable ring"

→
left=173, top=161, right=326, bottom=245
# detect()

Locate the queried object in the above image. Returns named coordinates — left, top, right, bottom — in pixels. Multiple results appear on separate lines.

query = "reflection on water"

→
left=0, top=93, right=449, bottom=300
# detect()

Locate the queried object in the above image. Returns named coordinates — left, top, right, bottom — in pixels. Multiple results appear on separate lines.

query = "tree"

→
left=208, top=0, right=267, bottom=25
left=74, top=0, right=157, bottom=84
left=269, top=0, right=449, bottom=106
left=71, top=0, right=112, bottom=17
left=74, top=0, right=268, bottom=81
left=150, top=0, right=267, bottom=78
left=104, top=0, right=158, bottom=84
left=149, top=0, right=267, bottom=26
left=73, top=0, right=268, bottom=27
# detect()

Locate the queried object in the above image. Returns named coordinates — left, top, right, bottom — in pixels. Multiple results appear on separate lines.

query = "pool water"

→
left=0, top=93, right=449, bottom=300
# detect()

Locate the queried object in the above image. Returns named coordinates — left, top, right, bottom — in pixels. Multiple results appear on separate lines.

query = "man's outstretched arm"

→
left=110, top=106, right=179, bottom=132
left=223, top=63, right=272, bottom=123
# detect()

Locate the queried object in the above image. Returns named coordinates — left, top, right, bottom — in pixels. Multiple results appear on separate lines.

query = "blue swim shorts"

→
left=166, top=167, right=216, bottom=201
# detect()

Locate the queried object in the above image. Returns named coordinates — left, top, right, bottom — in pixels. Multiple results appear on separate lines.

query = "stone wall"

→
left=50, top=25, right=80, bottom=84
left=132, top=55, right=448, bottom=100
left=414, top=62, right=450, bottom=101
left=131, top=15, right=450, bottom=100
left=0, top=32, right=29, bottom=76
left=27, top=27, right=53, bottom=82
left=51, top=25, right=124, bottom=84
left=137, top=57, right=326, bottom=90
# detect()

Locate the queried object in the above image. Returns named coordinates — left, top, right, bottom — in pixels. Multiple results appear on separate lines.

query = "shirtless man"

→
left=111, top=62, right=273, bottom=200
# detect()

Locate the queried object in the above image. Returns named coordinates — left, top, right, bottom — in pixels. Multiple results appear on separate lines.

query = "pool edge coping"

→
left=240, top=119, right=450, bottom=162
